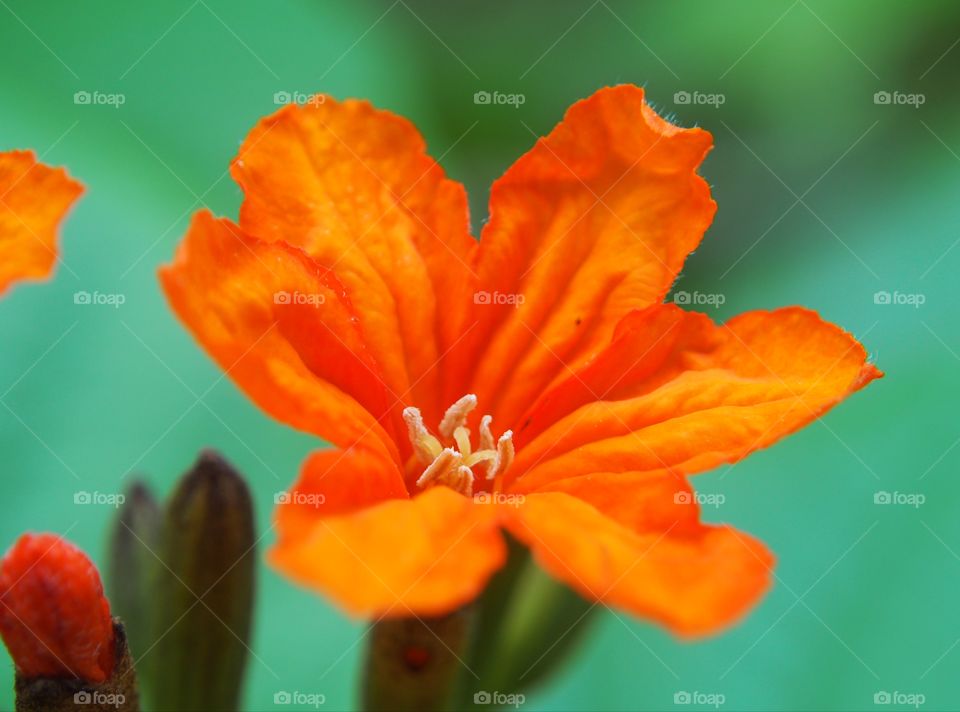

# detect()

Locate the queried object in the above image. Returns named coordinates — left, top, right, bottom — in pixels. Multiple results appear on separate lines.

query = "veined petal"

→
left=270, top=485, right=506, bottom=619
left=232, top=97, right=477, bottom=427
left=0, top=151, right=83, bottom=294
left=504, top=491, right=773, bottom=636
left=455, top=85, right=715, bottom=428
left=511, top=305, right=882, bottom=490
left=159, top=210, right=400, bottom=463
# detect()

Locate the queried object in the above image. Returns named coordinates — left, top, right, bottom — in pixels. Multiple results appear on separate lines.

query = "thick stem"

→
left=361, top=608, right=472, bottom=712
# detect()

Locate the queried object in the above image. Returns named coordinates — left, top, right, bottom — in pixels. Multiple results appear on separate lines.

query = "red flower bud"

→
left=0, top=533, right=115, bottom=683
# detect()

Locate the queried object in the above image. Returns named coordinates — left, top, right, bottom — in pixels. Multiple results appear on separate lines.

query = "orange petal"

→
left=0, top=150, right=82, bottom=295
left=275, top=447, right=408, bottom=544
left=275, top=298, right=409, bottom=455
left=159, top=210, right=401, bottom=463
left=270, top=485, right=505, bottom=619
left=525, top=468, right=700, bottom=535
left=504, top=491, right=773, bottom=636
left=511, top=305, right=881, bottom=491
left=232, top=97, right=477, bottom=426
left=454, top=85, right=715, bottom=428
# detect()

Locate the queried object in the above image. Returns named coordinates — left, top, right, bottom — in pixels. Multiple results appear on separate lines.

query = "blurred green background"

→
left=1, top=1, right=957, bottom=710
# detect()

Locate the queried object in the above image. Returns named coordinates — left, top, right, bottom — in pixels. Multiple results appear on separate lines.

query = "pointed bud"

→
left=152, top=450, right=255, bottom=712
left=107, top=482, right=161, bottom=692
left=0, top=533, right=139, bottom=711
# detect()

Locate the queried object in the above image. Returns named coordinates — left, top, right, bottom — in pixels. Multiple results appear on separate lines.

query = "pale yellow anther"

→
left=438, top=394, right=477, bottom=439
left=478, top=415, right=495, bottom=452
left=486, top=430, right=515, bottom=481
left=416, top=448, right=461, bottom=489
left=415, top=449, right=475, bottom=497
left=454, top=465, right=475, bottom=497
left=410, top=395, right=513, bottom=496
left=403, top=406, right=442, bottom=465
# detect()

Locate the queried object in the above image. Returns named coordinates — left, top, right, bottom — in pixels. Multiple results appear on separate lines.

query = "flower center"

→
left=403, top=394, right=514, bottom=498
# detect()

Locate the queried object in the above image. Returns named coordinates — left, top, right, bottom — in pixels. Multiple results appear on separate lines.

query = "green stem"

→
left=460, top=538, right=596, bottom=705
left=361, top=608, right=473, bottom=712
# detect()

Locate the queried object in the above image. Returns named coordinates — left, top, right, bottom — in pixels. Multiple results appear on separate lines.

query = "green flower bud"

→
left=108, top=481, right=161, bottom=668
left=151, top=451, right=256, bottom=712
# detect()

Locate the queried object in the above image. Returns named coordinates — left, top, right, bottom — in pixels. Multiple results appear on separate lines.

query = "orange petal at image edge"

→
left=0, top=150, right=83, bottom=295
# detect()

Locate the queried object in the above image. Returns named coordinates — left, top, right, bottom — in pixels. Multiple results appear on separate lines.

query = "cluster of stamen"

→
left=403, top=394, right=514, bottom=497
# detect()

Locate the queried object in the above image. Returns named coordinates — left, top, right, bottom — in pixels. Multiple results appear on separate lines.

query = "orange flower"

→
left=0, top=150, right=83, bottom=295
left=160, top=86, right=881, bottom=636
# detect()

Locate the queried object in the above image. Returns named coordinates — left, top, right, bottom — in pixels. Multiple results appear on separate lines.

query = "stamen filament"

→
left=463, top=451, right=495, bottom=468
left=453, top=427, right=472, bottom=457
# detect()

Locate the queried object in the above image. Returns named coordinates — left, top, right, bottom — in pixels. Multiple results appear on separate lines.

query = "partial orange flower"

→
left=0, top=150, right=83, bottom=295
left=0, top=533, right=115, bottom=683
left=160, top=86, right=881, bottom=636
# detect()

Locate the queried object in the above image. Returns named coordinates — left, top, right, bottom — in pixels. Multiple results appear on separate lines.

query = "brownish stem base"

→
left=15, top=620, right=139, bottom=712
